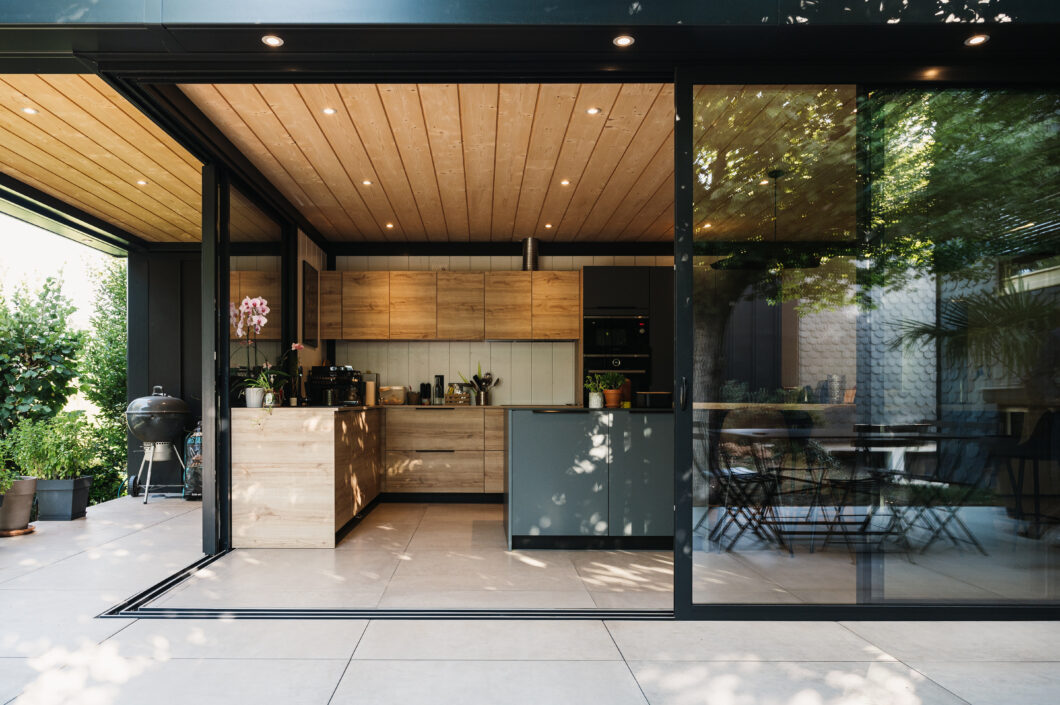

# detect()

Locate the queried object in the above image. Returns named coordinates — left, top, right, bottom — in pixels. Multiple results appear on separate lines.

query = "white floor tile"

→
left=0, top=658, right=34, bottom=704
left=839, top=621, right=1060, bottom=662
left=908, top=661, right=1060, bottom=705
left=0, top=590, right=133, bottom=658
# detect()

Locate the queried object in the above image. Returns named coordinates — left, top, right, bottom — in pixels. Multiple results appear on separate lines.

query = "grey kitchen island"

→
left=506, top=408, right=674, bottom=549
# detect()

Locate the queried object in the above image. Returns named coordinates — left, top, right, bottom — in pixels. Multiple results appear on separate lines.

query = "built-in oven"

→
left=583, top=316, right=650, bottom=356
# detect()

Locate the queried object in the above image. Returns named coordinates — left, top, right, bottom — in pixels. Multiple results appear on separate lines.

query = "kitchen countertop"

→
left=242, top=404, right=673, bottom=412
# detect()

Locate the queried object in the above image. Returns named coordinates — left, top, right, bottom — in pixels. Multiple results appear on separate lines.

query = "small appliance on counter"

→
left=379, top=386, right=406, bottom=405
left=306, top=366, right=364, bottom=407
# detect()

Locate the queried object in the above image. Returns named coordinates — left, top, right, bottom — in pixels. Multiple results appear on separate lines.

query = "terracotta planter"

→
left=0, top=477, right=37, bottom=532
left=603, top=389, right=623, bottom=409
left=36, top=476, right=93, bottom=521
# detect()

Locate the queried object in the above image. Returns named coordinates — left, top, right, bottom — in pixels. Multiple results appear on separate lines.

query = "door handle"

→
left=680, top=376, right=689, bottom=411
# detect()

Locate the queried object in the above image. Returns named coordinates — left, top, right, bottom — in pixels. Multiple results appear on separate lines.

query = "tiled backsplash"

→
left=335, top=341, right=577, bottom=405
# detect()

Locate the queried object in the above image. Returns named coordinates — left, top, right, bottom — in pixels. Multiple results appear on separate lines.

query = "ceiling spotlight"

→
left=759, top=179, right=770, bottom=185
left=322, top=107, right=336, bottom=115
left=21, top=107, right=37, bottom=115
left=703, top=223, right=712, bottom=229
left=560, top=179, right=570, bottom=186
left=544, top=223, right=553, bottom=229
left=362, top=180, right=372, bottom=186
left=612, top=35, right=635, bottom=48
left=586, top=107, right=601, bottom=115
left=136, top=179, right=148, bottom=186
left=385, top=222, right=394, bottom=229
left=964, top=33, right=989, bottom=46
left=261, top=34, right=284, bottom=47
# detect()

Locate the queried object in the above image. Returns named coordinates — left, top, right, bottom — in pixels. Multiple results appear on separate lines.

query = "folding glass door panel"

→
left=678, top=83, right=1060, bottom=608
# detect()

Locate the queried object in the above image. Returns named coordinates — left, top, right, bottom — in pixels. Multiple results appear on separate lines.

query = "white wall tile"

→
left=635, top=255, right=657, bottom=267
left=448, top=341, right=470, bottom=387
left=408, top=343, right=431, bottom=389
left=489, top=255, right=512, bottom=271
left=655, top=255, right=674, bottom=267
left=387, top=255, right=410, bottom=270
left=613, top=255, right=637, bottom=266
left=488, top=342, right=512, bottom=406
left=510, top=256, right=522, bottom=271
left=550, top=255, right=574, bottom=271
left=539, top=255, right=555, bottom=270
left=365, top=343, right=388, bottom=382
left=573, top=256, right=595, bottom=270
left=367, top=257, right=389, bottom=271
left=468, top=342, right=491, bottom=380
left=469, top=256, right=491, bottom=271
left=509, top=343, right=532, bottom=404
left=448, top=255, right=470, bottom=271
left=386, top=342, right=410, bottom=388
left=428, top=342, right=450, bottom=386
left=530, top=343, right=554, bottom=405
left=408, top=255, right=430, bottom=271
left=428, top=255, right=450, bottom=271
left=552, top=342, right=577, bottom=405
left=593, top=255, right=615, bottom=266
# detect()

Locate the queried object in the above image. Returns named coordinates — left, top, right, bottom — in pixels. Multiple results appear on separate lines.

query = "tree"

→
left=79, top=259, right=128, bottom=503
left=0, top=277, right=82, bottom=437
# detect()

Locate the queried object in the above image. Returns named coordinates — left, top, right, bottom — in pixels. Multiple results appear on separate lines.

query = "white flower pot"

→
left=588, top=392, right=604, bottom=409
left=245, top=387, right=265, bottom=408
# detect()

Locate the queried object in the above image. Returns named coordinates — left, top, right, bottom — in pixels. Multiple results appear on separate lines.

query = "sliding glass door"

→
left=675, top=80, right=1060, bottom=613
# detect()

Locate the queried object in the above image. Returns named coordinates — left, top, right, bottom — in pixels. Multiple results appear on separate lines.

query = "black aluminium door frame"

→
left=670, top=68, right=1060, bottom=620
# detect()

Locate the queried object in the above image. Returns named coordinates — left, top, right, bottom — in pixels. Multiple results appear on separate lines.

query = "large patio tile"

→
left=353, top=619, right=620, bottom=660
left=331, top=660, right=649, bottom=705
left=0, top=658, right=35, bottom=704
left=839, top=621, right=1060, bottom=662
left=0, top=590, right=133, bottom=658
left=1, top=546, right=200, bottom=593
left=571, top=551, right=674, bottom=592
left=152, top=585, right=386, bottom=609
left=605, top=621, right=894, bottom=662
left=590, top=591, right=674, bottom=609
left=628, top=660, right=964, bottom=705
left=907, top=661, right=1060, bottom=705
left=376, top=587, right=596, bottom=609
left=175, top=548, right=402, bottom=593
left=11, top=654, right=346, bottom=705
left=101, top=619, right=368, bottom=660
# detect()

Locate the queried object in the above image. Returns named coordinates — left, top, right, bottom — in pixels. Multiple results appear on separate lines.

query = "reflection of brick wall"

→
left=856, top=275, right=937, bottom=426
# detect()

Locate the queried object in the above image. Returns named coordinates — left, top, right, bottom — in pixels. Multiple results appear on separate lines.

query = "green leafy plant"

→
left=0, top=277, right=82, bottom=436
left=6, top=413, right=96, bottom=481
left=597, top=371, right=627, bottom=391
left=243, top=364, right=288, bottom=392
left=583, top=374, right=605, bottom=394
left=0, top=464, right=15, bottom=494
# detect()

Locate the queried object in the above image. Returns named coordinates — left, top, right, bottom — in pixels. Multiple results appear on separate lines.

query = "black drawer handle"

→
left=414, top=407, right=455, bottom=410
left=531, top=410, right=590, bottom=414
left=415, top=449, right=456, bottom=453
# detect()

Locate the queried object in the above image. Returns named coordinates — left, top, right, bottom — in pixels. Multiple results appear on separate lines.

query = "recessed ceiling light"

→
left=544, top=223, right=553, bottom=229
left=612, top=34, right=635, bottom=48
left=560, top=179, right=570, bottom=186
left=964, top=33, right=989, bottom=46
left=385, top=222, right=394, bottom=229
left=586, top=107, right=601, bottom=115
left=136, top=179, right=148, bottom=186
left=759, top=179, right=770, bottom=185
left=703, top=223, right=712, bottom=229
left=322, top=107, right=336, bottom=115
left=362, top=180, right=372, bottom=186
left=923, top=68, right=941, bottom=79
left=261, top=34, right=284, bottom=47
left=21, top=107, right=37, bottom=115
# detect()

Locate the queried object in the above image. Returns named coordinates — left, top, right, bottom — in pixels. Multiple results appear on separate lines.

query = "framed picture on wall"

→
left=302, top=261, right=319, bottom=348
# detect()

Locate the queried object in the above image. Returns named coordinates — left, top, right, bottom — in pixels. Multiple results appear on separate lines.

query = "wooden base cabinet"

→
left=385, top=450, right=485, bottom=492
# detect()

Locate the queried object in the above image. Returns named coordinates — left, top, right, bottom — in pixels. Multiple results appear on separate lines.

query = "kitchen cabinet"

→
left=389, top=271, right=437, bottom=339
left=509, top=410, right=610, bottom=537
left=319, top=271, right=343, bottom=340
left=609, top=411, right=674, bottom=537
left=342, top=271, right=389, bottom=340
left=230, top=270, right=281, bottom=341
left=484, top=271, right=532, bottom=340
left=531, top=271, right=580, bottom=339
left=384, top=450, right=485, bottom=492
left=437, top=271, right=485, bottom=340
left=386, top=407, right=484, bottom=451
left=583, top=266, right=650, bottom=315
left=484, top=450, right=505, bottom=493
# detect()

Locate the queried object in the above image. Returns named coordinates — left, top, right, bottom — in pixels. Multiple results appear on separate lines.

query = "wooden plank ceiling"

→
left=179, top=83, right=676, bottom=243
left=0, top=74, right=204, bottom=243
left=692, top=84, right=857, bottom=243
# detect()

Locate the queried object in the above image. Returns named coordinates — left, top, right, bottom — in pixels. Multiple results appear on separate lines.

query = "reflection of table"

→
left=693, top=403, right=850, bottom=411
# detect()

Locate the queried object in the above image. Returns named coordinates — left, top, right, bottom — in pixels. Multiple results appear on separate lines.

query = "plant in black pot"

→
left=8, top=413, right=96, bottom=521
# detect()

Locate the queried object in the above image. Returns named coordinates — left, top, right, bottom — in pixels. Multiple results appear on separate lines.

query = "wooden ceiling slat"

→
left=256, top=83, right=380, bottom=240
left=566, top=83, right=667, bottom=238
left=490, top=83, right=537, bottom=241
left=419, top=84, right=470, bottom=240
left=458, top=84, right=498, bottom=241
left=336, top=84, right=426, bottom=239
left=377, top=84, right=448, bottom=241
left=621, top=170, right=674, bottom=240
left=597, top=130, right=674, bottom=241
left=512, top=84, right=579, bottom=237
left=534, top=83, right=622, bottom=241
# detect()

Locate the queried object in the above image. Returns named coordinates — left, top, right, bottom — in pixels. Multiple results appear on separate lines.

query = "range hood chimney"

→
left=521, top=237, right=539, bottom=271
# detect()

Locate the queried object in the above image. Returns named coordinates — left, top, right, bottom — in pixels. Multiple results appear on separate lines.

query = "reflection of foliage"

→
left=891, top=284, right=1060, bottom=384
left=788, top=0, right=1021, bottom=24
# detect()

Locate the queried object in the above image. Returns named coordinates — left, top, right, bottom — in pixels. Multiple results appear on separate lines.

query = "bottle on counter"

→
left=433, top=375, right=445, bottom=405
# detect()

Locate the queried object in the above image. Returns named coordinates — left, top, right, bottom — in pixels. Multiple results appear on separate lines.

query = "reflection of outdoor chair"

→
left=992, top=414, right=1058, bottom=539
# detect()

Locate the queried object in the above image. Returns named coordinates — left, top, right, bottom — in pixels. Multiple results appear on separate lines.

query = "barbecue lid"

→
left=126, top=385, right=190, bottom=416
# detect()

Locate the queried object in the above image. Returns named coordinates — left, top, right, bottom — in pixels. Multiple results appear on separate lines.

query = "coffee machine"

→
left=306, top=366, right=364, bottom=406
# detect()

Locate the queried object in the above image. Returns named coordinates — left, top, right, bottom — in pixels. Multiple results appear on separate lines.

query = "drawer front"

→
left=484, top=409, right=505, bottom=450
left=484, top=450, right=505, bottom=493
left=385, top=407, right=483, bottom=451
left=385, top=451, right=484, bottom=492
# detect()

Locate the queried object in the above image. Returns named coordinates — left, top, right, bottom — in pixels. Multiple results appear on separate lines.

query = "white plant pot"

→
left=588, top=392, right=604, bottom=409
left=245, top=387, right=265, bottom=408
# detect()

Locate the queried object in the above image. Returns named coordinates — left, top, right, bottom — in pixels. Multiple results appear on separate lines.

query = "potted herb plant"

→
left=8, top=413, right=96, bottom=521
left=242, top=363, right=288, bottom=408
left=599, top=371, right=627, bottom=409
left=0, top=460, right=37, bottom=535
left=584, top=374, right=606, bottom=409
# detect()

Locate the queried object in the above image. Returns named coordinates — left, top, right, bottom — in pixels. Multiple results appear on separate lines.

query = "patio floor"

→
left=1, top=496, right=1058, bottom=704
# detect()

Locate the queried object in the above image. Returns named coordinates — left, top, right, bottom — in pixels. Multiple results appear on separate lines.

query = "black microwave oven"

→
left=583, top=316, right=650, bottom=356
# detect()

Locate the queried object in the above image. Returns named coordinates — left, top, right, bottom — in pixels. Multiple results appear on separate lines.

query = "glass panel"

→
left=689, top=85, right=1060, bottom=605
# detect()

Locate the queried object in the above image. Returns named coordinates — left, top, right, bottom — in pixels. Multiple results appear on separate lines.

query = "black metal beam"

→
left=0, top=172, right=150, bottom=255
left=328, top=241, right=674, bottom=257
left=281, top=223, right=298, bottom=351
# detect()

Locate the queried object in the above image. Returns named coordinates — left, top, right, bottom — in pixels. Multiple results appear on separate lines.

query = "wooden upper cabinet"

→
left=531, top=270, right=580, bottom=339
left=437, top=271, right=485, bottom=340
left=319, top=271, right=343, bottom=340
left=342, top=271, right=389, bottom=340
left=484, top=271, right=532, bottom=340
left=389, top=271, right=437, bottom=340
left=235, top=270, right=282, bottom=341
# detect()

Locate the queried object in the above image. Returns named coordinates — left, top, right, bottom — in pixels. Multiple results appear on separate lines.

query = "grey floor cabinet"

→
left=508, top=410, right=673, bottom=544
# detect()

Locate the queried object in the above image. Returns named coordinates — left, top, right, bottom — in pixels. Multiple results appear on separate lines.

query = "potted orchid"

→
left=242, top=362, right=288, bottom=409
left=230, top=296, right=270, bottom=371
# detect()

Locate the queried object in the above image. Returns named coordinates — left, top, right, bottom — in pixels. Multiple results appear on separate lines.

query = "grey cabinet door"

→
left=509, top=411, right=610, bottom=536
left=609, top=412, right=674, bottom=536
